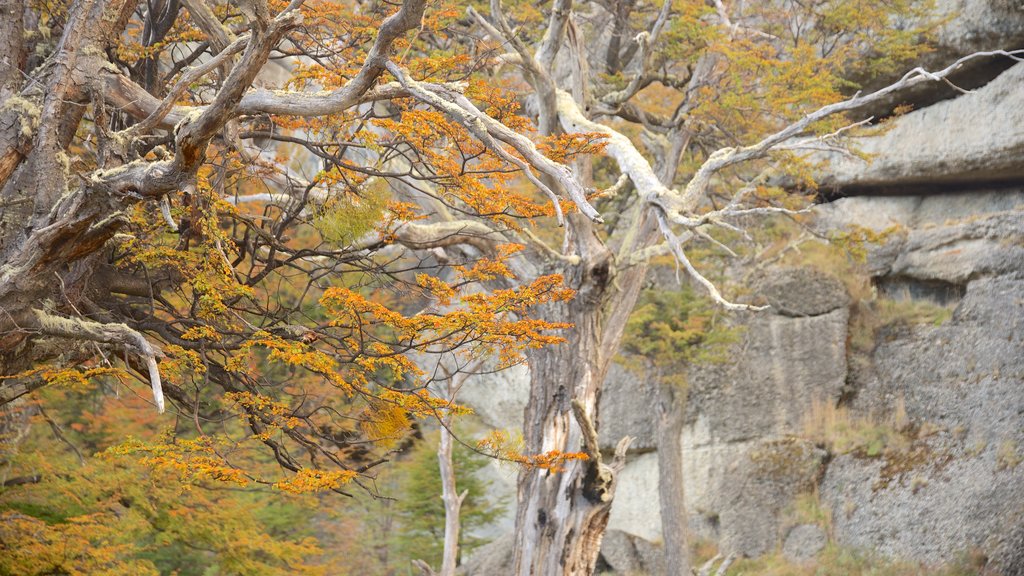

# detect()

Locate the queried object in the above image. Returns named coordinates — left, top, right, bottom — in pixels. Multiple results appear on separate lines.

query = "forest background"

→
left=0, top=0, right=1007, bottom=574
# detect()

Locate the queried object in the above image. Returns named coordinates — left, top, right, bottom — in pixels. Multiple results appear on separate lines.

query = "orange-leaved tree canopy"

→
left=0, top=0, right=1014, bottom=574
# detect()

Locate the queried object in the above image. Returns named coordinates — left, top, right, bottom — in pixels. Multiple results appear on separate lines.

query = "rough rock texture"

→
left=463, top=194, right=1024, bottom=574
left=674, top=271, right=849, bottom=557
left=460, top=532, right=514, bottom=575
left=823, top=274, right=1024, bottom=567
left=819, top=62, right=1024, bottom=193
left=685, top=305, right=849, bottom=445
left=755, top=266, right=851, bottom=317
left=598, top=363, right=660, bottom=452
left=606, top=452, right=662, bottom=542
left=853, top=0, right=1024, bottom=116
left=715, top=439, right=828, bottom=556
left=925, top=0, right=1024, bottom=65
left=599, top=529, right=667, bottom=576
left=783, top=524, right=828, bottom=563
left=455, top=363, right=528, bottom=431
left=814, top=189, right=1024, bottom=278
left=871, top=210, right=1022, bottom=285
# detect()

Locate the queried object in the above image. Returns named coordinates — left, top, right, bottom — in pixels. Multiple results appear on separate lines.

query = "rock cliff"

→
left=462, top=8, right=1024, bottom=574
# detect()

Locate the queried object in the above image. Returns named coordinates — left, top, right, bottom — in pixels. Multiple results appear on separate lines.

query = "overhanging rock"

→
left=817, top=62, right=1024, bottom=194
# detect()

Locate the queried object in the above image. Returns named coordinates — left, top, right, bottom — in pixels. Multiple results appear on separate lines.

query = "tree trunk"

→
left=512, top=222, right=638, bottom=575
left=437, top=420, right=465, bottom=576
left=657, top=380, right=692, bottom=576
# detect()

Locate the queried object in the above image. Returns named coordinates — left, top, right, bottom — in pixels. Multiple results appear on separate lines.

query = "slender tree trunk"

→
left=657, top=380, right=691, bottom=575
left=437, top=419, right=466, bottom=576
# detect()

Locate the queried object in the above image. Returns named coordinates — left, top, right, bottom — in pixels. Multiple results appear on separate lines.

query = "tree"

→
left=622, top=286, right=739, bottom=575
left=392, top=428, right=501, bottom=574
left=0, top=0, right=581, bottom=493
left=1, top=0, right=1016, bottom=574
left=0, top=384, right=328, bottom=575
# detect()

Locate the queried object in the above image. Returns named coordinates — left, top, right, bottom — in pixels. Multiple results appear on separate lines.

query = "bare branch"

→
left=360, top=220, right=506, bottom=253
left=556, top=90, right=680, bottom=212
left=571, top=398, right=601, bottom=463
left=655, top=213, right=767, bottom=312
left=180, top=0, right=236, bottom=52
left=698, top=554, right=723, bottom=576
left=680, top=49, right=1024, bottom=208
left=385, top=62, right=603, bottom=224
left=715, top=554, right=737, bottom=576
left=536, top=0, right=573, bottom=71
left=124, top=34, right=251, bottom=136
left=29, top=310, right=165, bottom=412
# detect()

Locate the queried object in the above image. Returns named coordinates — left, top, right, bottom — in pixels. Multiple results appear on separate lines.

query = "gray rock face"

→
left=456, top=363, right=529, bottom=431
left=809, top=181, right=1024, bottom=574
left=852, top=0, right=1024, bottom=116
left=755, top=266, right=850, bottom=317
left=679, top=271, right=849, bottom=557
left=599, top=363, right=660, bottom=453
left=461, top=532, right=514, bottom=575
left=930, top=0, right=1024, bottom=60
left=716, top=439, right=828, bottom=557
left=458, top=114, right=1024, bottom=576
left=818, top=62, right=1024, bottom=193
left=607, top=451, right=662, bottom=542
left=813, top=189, right=1024, bottom=280
left=685, top=305, right=849, bottom=444
left=463, top=196, right=1024, bottom=574
left=783, top=524, right=828, bottom=563
left=880, top=211, right=1024, bottom=285
left=600, top=529, right=667, bottom=576
left=824, top=275, right=1024, bottom=567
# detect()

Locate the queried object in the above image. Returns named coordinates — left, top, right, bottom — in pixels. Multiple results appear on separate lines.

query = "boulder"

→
left=716, top=439, right=828, bottom=557
left=599, top=529, right=667, bottom=576
left=782, top=524, right=828, bottom=563
left=812, top=189, right=1024, bottom=280
left=754, top=266, right=850, bottom=317
left=460, top=532, right=515, bottom=575
left=607, top=452, right=663, bottom=542
left=881, top=211, right=1024, bottom=285
left=928, top=0, right=1024, bottom=64
left=850, top=0, right=1024, bottom=117
left=685, top=306, right=849, bottom=444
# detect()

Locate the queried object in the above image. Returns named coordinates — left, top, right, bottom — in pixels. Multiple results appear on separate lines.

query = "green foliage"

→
left=715, top=544, right=984, bottom=576
left=387, top=430, right=504, bottom=569
left=313, top=180, right=389, bottom=246
left=621, top=286, right=741, bottom=377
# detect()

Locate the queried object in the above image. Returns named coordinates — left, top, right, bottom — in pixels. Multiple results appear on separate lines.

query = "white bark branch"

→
left=361, top=219, right=506, bottom=253
left=385, top=62, right=602, bottom=225
left=29, top=310, right=165, bottom=412
left=680, top=49, right=1024, bottom=209
left=655, top=213, right=767, bottom=311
